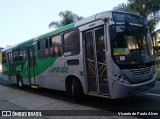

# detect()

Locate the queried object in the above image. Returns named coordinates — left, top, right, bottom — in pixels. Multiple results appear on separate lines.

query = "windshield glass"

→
left=110, top=23, right=155, bottom=65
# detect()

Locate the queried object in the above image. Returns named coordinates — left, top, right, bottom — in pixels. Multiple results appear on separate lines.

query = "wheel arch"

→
left=65, top=75, right=84, bottom=93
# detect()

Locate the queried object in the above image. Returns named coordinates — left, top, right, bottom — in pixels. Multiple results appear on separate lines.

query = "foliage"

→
left=114, top=0, right=160, bottom=18
left=49, top=10, right=83, bottom=29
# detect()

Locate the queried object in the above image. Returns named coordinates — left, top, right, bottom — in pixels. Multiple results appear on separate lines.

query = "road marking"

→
left=146, top=93, right=160, bottom=97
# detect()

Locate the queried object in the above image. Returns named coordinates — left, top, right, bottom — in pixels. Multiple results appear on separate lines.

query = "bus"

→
left=1, top=11, right=157, bottom=101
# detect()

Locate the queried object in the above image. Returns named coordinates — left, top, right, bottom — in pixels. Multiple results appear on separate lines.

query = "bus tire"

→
left=17, top=75, right=24, bottom=89
left=73, top=78, right=84, bottom=102
left=66, top=79, right=73, bottom=97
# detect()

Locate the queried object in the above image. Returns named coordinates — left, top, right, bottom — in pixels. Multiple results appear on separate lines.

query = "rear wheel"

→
left=17, top=75, right=24, bottom=89
left=72, top=78, right=84, bottom=102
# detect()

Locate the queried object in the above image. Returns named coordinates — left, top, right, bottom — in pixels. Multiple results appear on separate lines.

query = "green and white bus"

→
left=2, top=11, right=157, bottom=100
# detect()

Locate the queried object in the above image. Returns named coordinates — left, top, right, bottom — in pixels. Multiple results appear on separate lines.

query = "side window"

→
left=38, top=39, right=49, bottom=59
left=63, top=29, right=80, bottom=56
left=2, top=52, right=7, bottom=63
left=12, top=49, right=19, bottom=62
left=8, top=52, right=12, bottom=64
left=19, top=47, right=26, bottom=61
left=49, top=35, right=62, bottom=57
left=16, top=49, right=19, bottom=62
left=12, top=50, right=15, bottom=62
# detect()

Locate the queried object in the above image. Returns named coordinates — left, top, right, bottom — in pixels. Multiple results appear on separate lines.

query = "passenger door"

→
left=84, top=27, right=109, bottom=95
left=7, top=52, right=12, bottom=81
left=27, top=46, right=36, bottom=85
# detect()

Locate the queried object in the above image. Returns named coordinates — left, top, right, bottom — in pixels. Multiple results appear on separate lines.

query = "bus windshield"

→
left=110, top=23, right=155, bottom=65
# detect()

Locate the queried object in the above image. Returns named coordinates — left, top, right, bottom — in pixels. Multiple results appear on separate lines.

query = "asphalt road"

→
left=0, top=73, right=160, bottom=119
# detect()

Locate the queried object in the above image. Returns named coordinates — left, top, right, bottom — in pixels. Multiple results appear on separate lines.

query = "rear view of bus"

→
left=107, top=12, right=156, bottom=98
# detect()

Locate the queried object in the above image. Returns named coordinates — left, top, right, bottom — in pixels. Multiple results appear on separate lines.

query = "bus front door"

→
left=84, top=27, right=109, bottom=95
left=7, top=52, right=12, bottom=81
left=27, top=46, right=36, bottom=86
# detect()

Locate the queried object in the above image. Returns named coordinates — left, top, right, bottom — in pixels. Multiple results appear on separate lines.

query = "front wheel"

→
left=73, top=79, right=84, bottom=102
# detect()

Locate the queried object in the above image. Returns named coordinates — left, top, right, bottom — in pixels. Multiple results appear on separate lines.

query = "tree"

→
left=113, top=3, right=131, bottom=12
left=113, top=0, right=160, bottom=18
left=49, top=10, right=83, bottom=29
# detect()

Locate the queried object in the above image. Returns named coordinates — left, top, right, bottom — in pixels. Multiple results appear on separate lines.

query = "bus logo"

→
left=49, top=62, right=68, bottom=73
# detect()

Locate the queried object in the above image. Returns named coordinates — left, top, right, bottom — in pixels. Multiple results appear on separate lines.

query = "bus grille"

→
left=130, top=67, right=151, bottom=76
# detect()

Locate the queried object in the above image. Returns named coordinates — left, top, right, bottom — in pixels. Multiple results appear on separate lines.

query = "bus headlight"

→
left=113, top=73, right=129, bottom=84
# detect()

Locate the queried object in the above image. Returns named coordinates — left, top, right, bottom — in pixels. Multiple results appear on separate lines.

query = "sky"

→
left=0, top=0, right=159, bottom=48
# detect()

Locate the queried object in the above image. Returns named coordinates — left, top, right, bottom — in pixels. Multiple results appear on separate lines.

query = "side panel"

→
left=33, top=39, right=85, bottom=91
left=36, top=55, right=84, bottom=91
left=2, top=50, right=28, bottom=84
left=2, top=63, right=9, bottom=81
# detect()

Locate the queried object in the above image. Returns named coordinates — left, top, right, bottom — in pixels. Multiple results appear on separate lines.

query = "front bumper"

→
left=111, top=74, right=157, bottom=99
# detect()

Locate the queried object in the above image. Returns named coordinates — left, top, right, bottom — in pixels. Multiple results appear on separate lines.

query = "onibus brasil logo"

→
left=49, top=62, right=68, bottom=73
